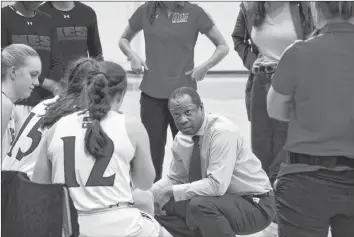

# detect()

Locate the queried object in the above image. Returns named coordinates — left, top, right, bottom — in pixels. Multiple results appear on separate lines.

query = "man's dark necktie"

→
left=189, top=136, right=202, bottom=182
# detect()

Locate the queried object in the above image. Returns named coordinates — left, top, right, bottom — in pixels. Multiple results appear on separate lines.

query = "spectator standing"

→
left=231, top=1, right=314, bottom=183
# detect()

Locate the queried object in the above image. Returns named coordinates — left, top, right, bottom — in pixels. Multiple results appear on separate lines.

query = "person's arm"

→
left=194, top=25, right=229, bottom=72
left=169, top=130, right=239, bottom=202
left=1, top=97, right=13, bottom=140
left=41, top=79, right=61, bottom=95
left=87, top=10, right=103, bottom=61
left=1, top=14, right=10, bottom=48
left=197, top=7, right=229, bottom=71
left=31, top=124, right=55, bottom=184
left=119, top=4, right=148, bottom=73
left=118, top=4, right=143, bottom=58
left=267, top=88, right=293, bottom=122
left=186, top=7, right=229, bottom=80
left=41, top=22, right=63, bottom=95
left=119, top=25, right=141, bottom=62
left=231, top=8, right=257, bottom=71
left=151, top=148, right=189, bottom=195
left=127, top=119, right=155, bottom=190
left=150, top=136, right=189, bottom=212
left=267, top=43, right=300, bottom=121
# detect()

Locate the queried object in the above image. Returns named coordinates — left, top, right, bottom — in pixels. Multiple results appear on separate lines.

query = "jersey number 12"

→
left=61, top=136, right=115, bottom=187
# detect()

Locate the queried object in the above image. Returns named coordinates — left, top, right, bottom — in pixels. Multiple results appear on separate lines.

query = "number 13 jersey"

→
left=2, top=96, right=59, bottom=179
left=48, top=110, right=135, bottom=211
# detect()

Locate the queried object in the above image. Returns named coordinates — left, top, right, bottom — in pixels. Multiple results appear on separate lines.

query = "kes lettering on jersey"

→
left=11, top=35, right=51, bottom=51
left=57, top=26, right=87, bottom=41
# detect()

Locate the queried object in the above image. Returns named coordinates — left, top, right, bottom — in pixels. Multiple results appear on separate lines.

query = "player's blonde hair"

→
left=1, top=44, right=40, bottom=81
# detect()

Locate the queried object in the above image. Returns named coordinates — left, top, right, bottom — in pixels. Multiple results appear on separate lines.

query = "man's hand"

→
left=151, top=183, right=173, bottom=216
left=185, top=65, right=208, bottom=82
left=154, top=196, right=169, bottom=216
left=130, top=53, right=148, bottom=74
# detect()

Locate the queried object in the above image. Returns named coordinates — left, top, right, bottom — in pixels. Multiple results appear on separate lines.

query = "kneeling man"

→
left=151, top=87, right=276, bottom=237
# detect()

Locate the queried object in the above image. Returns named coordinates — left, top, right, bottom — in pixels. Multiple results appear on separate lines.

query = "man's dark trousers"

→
left=140, top=92, right=179, bottom=181
left=155, top=192, right=276, bottom=237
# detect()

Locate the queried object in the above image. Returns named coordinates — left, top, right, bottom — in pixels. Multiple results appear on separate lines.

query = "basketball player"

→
left=1, top=44, right=41, bottom=161
left=31, top=61, right=172, bottom=237
left=2, top=57, right=99, bottom=178
left=39, top=1, right=104, bottom=73
left=2, top=1, right=62, bottom=133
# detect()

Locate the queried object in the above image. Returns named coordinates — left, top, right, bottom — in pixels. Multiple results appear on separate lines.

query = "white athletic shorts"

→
left=78, top=206, right=161, bottom=237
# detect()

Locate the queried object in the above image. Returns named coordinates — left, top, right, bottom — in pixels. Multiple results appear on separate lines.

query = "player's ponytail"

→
left=83, top=61, right=127, bottom=159
left=84, top=72, right=112, bottom=159
left=42, top=58, right=100, bottom=129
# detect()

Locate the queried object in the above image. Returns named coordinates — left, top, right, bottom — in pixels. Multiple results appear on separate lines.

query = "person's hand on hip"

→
left=130, top=54, right=148, bottom=74
left=185, top=65, right=208, bottom=82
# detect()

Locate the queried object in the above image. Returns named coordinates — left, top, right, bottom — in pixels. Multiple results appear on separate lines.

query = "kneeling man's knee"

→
left=188, top=196, right=211, bottom=215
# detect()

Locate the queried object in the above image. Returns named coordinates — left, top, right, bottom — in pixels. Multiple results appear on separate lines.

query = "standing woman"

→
left=268, top=2, right=354, bottom=236
left=119, top=1, right=229, bottom=181
left=231, top=1, right=314, bottom=182
left=1, top=44, right=41, bottom=160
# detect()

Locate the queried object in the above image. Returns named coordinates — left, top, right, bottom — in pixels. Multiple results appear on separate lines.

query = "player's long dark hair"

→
left=42, top=59, right=127, bottom=159
left=84, top=61, right=127, bottom=158
left=41, top=57, right=100, bottom=129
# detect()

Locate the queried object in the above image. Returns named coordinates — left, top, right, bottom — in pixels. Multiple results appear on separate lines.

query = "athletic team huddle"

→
left=2, top=1, right=354, bottom=237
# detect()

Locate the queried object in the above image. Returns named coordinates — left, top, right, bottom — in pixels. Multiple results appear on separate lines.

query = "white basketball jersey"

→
left=1, top=97, right=15, bottom=162
left=2, top=96, right=59, bottom=179
left=48, top=110, right=135, bottom=211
